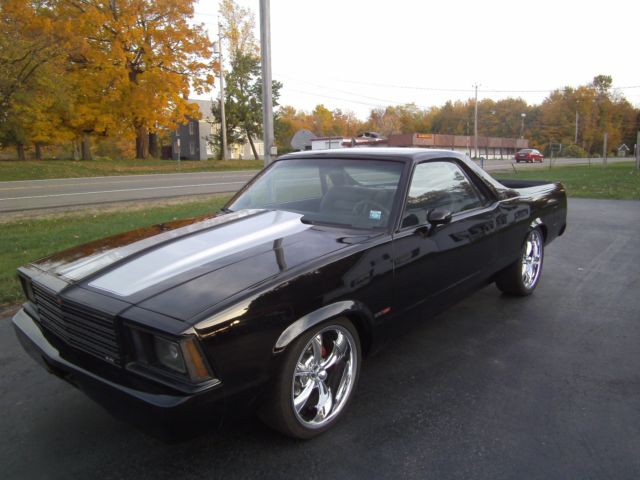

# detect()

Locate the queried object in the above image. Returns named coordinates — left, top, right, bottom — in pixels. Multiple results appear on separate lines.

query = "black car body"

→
left=13, top=148, right=567, bottom=438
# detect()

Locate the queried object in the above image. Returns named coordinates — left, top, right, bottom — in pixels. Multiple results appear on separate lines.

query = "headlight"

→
left=127, top=327, right=216, bottom=384
left=154, top=336, right=186, bottom=374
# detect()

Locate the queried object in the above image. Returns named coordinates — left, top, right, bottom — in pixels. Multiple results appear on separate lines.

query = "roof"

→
left=280, top=147, right=469, bottom=164
left=278, top=147, right=506, bottom=196
left=188, top=99, right=215, bottom=121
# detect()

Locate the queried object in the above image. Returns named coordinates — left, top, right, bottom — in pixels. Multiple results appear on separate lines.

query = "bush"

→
left=561, top=144, right=588, bottom=158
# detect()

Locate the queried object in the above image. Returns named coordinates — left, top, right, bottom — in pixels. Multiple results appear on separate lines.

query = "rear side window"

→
left=402, top=161, right=483, bottom=226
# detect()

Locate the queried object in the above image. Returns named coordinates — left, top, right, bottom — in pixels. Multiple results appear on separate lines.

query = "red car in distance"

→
left=515, top=149, right=544, bottom=163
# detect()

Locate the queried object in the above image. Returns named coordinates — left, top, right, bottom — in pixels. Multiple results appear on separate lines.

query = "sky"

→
left=193, top=0, right=640, bottom=120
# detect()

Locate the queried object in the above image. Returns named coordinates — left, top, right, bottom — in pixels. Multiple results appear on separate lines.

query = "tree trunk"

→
left=81, top=132, right=92, bottom=161
left=72, top=140, right=80, bottom=160
left=246, top=129, right=259, bottom=160
left=35, top=143, right=42, bottom=161
left=17, top=143, right=26, bottom=161
left=148, top=132, right=159, bottom=158
left=136, top=126, right=149, bottom=159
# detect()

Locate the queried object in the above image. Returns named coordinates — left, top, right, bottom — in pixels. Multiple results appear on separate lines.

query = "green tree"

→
left=214, top=0, right=281, bottom=159
left=212, top=53, right=281, bottom=159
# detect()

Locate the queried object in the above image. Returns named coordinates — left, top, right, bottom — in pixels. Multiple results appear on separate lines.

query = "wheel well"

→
left=274, top=303, right=374, bottom=357
left=537, top=223, right=548, bottom=242
left=342, top=312, right=373, bottom=357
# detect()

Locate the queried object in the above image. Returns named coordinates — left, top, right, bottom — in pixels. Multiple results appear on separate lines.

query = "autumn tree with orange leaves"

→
left=1, top=0, right=215, bottom=160
left=0, top=0, right=74, bottom=159
left=57, top=0, right=215, bottom=159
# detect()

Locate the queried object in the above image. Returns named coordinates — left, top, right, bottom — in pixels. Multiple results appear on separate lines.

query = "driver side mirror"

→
left=427, top=208, right=452, bottom=226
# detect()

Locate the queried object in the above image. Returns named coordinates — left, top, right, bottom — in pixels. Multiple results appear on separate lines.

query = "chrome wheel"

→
left=292, top=325, right=357, bottom=429
left=522, top=229, right=543, bottom=289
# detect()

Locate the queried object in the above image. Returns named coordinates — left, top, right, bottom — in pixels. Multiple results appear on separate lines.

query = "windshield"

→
left=227, top=158, right=404, bottom=229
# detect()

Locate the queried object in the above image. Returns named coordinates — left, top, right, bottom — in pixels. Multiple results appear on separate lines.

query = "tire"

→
left=495, top=228, right=544, bottom=296
left=261, top=318, right=361, bottom=439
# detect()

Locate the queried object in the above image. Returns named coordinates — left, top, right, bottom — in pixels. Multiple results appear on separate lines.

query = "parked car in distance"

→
left=13, top=148, right=567, bottom=439
left=515, top=148, right=544, bottom=163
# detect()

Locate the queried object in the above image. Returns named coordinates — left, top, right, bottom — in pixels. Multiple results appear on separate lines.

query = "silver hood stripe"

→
left=53, top=209, right=263, bottom=281
left=89, top=210, right=310, bottom=297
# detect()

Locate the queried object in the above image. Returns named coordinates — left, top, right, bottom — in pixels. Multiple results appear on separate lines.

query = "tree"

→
left=428, top=100, right=469, bottom=135
left=57, top=0, right=215, bottom=159
left=212, top=52, right=281, bottom=159
left=531, top=76, right=637, bottom=155
left=214, top=0, right=281, bottom=160
left=0, top=0, right=71, bottom=159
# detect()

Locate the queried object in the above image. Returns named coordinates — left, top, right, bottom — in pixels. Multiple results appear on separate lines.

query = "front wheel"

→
left=495, top=228, right=544, bottom=296
left=261, top=318, right=361, bottom=439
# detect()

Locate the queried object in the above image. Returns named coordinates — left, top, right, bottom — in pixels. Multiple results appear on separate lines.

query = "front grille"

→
left=32, top=283, right=122, bottom=366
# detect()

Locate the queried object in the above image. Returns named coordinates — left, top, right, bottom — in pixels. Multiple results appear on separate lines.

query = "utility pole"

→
left=603, top=132, right=608, bottom=167
left=216, top=25, right=228, bottom=161
left=260, top=0, right=274, bottom=166
left=473, top=83, right=479, bottom=167
left=575, top=110, right=579, bottom=145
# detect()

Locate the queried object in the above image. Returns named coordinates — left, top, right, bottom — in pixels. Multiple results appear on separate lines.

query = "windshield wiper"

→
left=219, top=207, right=233, bottom=214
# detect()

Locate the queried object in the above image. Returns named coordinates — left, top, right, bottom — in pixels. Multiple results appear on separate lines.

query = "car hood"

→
left=29, top=209, right=362, bottom=321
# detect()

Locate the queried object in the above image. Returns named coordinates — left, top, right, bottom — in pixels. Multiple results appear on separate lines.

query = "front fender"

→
left=273, top=300, right=374, bottom=352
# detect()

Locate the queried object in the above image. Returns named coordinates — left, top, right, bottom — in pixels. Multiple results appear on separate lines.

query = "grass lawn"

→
left=495, top=162, right=640, bottom=200
left=0, top=195, right=230, bottom=309
left=0, top=158, right=262, bottom=181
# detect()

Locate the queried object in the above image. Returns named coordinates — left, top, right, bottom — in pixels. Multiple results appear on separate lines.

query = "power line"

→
left=282, top=74, right=640, bottom=95
left=276, top=74, right=407, bottom=105
left=284, top=88, right=392, bottom=109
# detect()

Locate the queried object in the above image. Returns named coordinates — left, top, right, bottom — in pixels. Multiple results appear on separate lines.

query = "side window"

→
left=402, top=162, right=483, bottom=227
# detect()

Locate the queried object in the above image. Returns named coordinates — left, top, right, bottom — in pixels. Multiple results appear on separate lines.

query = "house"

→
left=171, top=99, right=215, bottom=161
left=617, top=144, right=629, bottom=157
left=171, top=98, right=266, bottom=160
left=388, top=133, right=529, bottom=159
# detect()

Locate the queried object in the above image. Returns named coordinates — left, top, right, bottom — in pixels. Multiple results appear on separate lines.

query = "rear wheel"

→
left=495, top=228, right=544, bottom=296
left=261, top=318, right=361, bottom=439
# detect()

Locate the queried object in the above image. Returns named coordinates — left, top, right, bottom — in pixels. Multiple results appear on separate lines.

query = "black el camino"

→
left=12, top=148, right=567, bottom=439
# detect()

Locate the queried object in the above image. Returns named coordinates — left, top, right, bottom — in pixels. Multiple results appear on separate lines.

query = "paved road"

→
left=0, top=170, right=258, bottom=213
left=1, top=198, right=639, bottom=479
left=0, top=157, right=634, bottom=214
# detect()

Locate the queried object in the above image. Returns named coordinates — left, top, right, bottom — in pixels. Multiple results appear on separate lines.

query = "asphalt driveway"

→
left=1, top=198, right=639, bottom=479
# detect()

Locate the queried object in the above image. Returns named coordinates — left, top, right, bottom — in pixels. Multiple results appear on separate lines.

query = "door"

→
left=392, top=160, right=500, bottom=313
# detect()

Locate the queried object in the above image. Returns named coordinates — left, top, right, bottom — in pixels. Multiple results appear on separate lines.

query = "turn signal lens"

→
left=181, top=337, right=213, bottom=382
